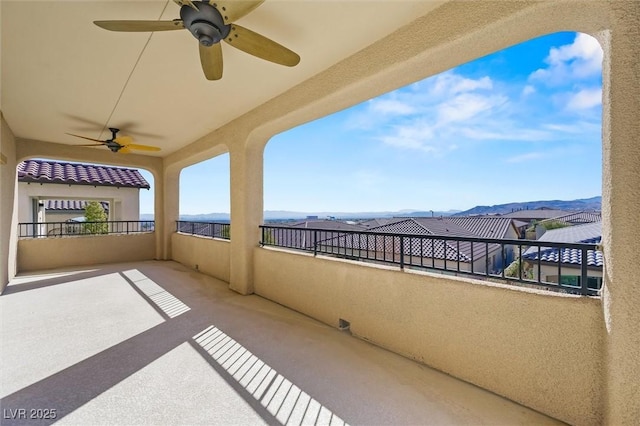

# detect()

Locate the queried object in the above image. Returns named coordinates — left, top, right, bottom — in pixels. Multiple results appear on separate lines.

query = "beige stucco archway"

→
left=2, top=1, right=638, bottom=424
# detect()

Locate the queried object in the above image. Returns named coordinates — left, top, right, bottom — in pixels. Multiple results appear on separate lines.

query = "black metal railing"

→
left=259, top=225, right=602, bottom=296
left=176, top=221, right=230, bottom=240
left=18, top=220, right=155, bottom=238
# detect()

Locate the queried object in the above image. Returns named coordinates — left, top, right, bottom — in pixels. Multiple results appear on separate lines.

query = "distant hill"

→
left=453, top=196, right=601, bottom=216
left=140, top=209, right=459, bottom=221
left=263, top=210, right=459, bottom=220
left=140, top=197, right=601, bottom=221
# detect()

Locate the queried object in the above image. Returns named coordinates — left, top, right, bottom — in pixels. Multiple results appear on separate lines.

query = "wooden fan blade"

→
left=126, top=144, right=162, bottom=152
left=75, top=144, right=106, bottom=147
left=66, top=133, right=106, bottom=143
left=118, top=147, right=132, bottom=154
left=225, top=24, right=300, bottom=67
left=94, top=20, right=184, bottom=32
left=114, top=136, right=134, bottom=145
left=211, top=1, right=264, bottom=24
left=199, top=43, right=223, bottom=80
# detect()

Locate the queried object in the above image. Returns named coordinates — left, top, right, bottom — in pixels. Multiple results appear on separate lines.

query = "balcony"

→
left=1, top=260, right=562, bottom=425
left=3, top=222, right=605, bottom=424
left=1, top=1, right=639, bottom=425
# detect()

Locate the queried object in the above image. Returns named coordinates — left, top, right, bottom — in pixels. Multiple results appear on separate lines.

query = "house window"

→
left=548, top=275, right=602, bottom=290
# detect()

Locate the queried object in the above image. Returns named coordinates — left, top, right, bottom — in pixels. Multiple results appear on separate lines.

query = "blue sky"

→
left=142, top=31, right=603, bottom=215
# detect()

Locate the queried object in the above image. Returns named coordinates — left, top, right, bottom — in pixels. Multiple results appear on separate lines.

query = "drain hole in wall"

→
left=338, top=318, right=351, bottom=333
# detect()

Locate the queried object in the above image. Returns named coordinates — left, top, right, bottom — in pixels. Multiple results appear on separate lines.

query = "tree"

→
left=84, top=201, right=108, bottom=234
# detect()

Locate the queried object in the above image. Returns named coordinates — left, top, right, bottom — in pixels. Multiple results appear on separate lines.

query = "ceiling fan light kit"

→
left=94, top=0, right=300, bottom=81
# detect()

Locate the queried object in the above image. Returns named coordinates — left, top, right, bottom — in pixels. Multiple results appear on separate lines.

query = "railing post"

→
left=518, top=244, right=522, bottom=281
left=581, top=247, right=589, bottom=295
left=400, top=236, right=405, bottom=270
left=485, top=242, right=489, bottom=276
left=126, top=221, right=130, bottom=235
left=313, top=230, right=318, bottom=256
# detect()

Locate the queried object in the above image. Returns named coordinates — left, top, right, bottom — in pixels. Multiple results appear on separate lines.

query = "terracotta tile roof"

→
left=359, top=218, right=402, bottom=228
left=18, top=159, right=150, bottom=189
left=523, top=222, right=603, bottom=267
left=500, top=209, right=572, bottom=220
left=523, top=241, right=603, bottom=267
left=446, top=216, right=515, bottom=239
left=45, top=199, right=109, bottom=212
left=345, top=218, right=500, bottom=262
left=539, top=211, right=601, bottom=226
left=286, top=219, right=366, bottom=231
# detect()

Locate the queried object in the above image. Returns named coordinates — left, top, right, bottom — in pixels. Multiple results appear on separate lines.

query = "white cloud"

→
left=506, top=152, right=545, bottom=163
left=345, top=60, right=600, bottom=156
left=566, top=88, right=602, bottom=110
left=368, top=98, right=415, bottom=115
left=529, top=33, right=603, bottom=86
left=437, top=93, right=507, bottom=125
left=461, top=127, right=554, bottom=142
left=431, top=73, right=493, bottom=96
left=543, top=122, right=596, bottom=133
left=378, top=120, right=438, bottom=153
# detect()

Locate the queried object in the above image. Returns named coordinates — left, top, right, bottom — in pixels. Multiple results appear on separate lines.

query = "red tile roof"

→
left=18, top=160, right=150, bottom=189
left=45, top=200, right=110, bottom=212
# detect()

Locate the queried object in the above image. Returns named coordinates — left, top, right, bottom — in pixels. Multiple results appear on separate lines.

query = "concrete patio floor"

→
left=1, top=260, right=562, bottom=425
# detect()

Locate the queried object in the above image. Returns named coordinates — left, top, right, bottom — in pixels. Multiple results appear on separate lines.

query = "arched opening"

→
left=178, top=153, right=230, bottom=238
left=261, top=31, right=603, bottom=294
left=265, top=31, right=602, bottom=218
left=15, top=158, right=154, bottom=237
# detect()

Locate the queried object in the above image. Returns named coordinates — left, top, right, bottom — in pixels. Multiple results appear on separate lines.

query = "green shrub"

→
left=504, top=258, right=533, bottom=279
left=83, top=201, right=108, bottom=234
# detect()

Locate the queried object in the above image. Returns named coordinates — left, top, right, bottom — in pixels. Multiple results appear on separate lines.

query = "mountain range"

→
left=140, top=196, right=601, bottom=221
left=452, top=196, right=601, bottom=216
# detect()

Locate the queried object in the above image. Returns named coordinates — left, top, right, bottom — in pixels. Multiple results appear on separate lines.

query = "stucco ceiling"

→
left=1, top=1, right=447, bottom=158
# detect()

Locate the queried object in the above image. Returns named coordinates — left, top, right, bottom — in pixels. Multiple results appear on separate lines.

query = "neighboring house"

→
left=17, top=159, right=150, bottom=228
left=43, top=200, right=110, bottom=223
left=539, top=211, right=602, bottom=226
left=532, top=211, right=602, bottom=239
left=269, top=219, right=366, bottom=249
left=314, top=217, right=520, bottom=274
left=446, top=216, right=520, bottom=240
left=359, top=218, right=405, bottom=228
left=522, top=221, right=603, bottom=289
left=501, top=208, right=573, bottom=224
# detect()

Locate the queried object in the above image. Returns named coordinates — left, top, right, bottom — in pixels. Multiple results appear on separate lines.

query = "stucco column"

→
left=600, top=3, right=640, bottom=424
left=1, top=114, right=18, bottom=291
left=157, top=165, right=180, bottom=260
left=228, top=141, right=264, bottom=295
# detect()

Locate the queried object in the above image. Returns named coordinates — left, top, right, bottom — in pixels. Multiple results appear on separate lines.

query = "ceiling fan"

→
left=67, top=128, right=161, bottom=154
left=94, top=0, right=300, bottom=80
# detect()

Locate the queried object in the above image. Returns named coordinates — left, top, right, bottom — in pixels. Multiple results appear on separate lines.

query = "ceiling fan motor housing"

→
left=181, top=2, right=230, bottom=46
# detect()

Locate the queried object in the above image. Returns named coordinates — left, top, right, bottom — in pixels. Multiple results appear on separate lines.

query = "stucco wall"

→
left=17, top=233, right=155, bottom=272
left=171, top=233, right=230, bottom=283
left=254, top=247, right=604, bottom=426
left=1, top=113, right=18, bottom=290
